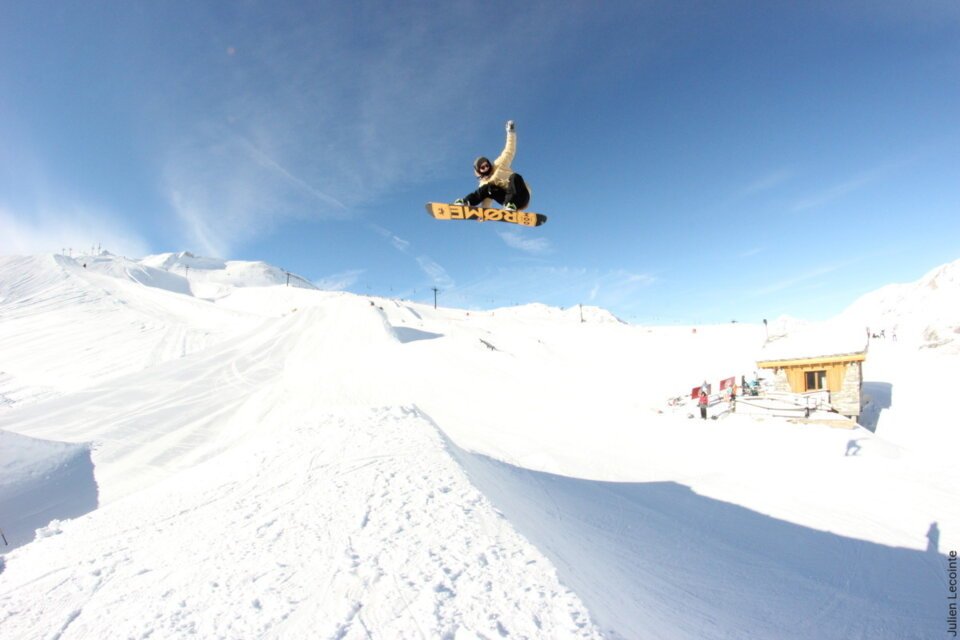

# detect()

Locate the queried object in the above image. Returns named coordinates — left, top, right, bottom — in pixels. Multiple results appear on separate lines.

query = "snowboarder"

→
left=454, top=120, right=531, bottom=212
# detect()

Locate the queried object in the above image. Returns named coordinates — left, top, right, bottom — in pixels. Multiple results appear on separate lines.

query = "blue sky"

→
left=2, top=1, right=958, bottom=323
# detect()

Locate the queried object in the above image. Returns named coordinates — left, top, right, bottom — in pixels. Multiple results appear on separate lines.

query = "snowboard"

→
left=425, top=202, right=547, bottom=227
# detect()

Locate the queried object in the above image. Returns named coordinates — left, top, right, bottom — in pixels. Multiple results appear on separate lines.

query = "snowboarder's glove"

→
left=506, top=120, right=515, bottom=132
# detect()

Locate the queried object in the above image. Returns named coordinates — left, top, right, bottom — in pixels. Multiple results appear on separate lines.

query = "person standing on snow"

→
left=455, top=120, right=531, bottom=212
left=698, top=390, right=709, bottom=420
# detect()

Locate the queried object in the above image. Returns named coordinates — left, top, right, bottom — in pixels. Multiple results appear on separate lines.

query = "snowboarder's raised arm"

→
left=494, top=120, right=516, bottom=170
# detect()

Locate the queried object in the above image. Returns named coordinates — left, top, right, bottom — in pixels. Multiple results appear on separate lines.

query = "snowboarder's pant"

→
left=464, top=173, right=530, bottom=210
left=700, top=406, right=707, bottom=419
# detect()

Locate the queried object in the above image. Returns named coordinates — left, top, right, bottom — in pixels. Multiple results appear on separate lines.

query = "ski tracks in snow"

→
left=0, top=406, right=601, bottom=639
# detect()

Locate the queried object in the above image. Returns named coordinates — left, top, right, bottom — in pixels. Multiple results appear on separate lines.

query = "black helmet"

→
left=473, top=156, right=492, bottom=176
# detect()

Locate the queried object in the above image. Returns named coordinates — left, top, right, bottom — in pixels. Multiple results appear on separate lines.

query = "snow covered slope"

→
left=1, top=407, right=600, bottom=639
left=0, top=251, right=956, bottom=639
left=841, top=258, right=960, bottom=351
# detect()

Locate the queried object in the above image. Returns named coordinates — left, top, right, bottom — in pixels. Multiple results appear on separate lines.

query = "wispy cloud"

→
left=234, top=135, right=348, bottom=211
left=166, top=189, right=227, bottom=258
left=588, top=270, right=657, bottom=306
left=739, top=247, right=763, bottom=258
left=391, top=236, right=410, bottom=252
left=790, top=156, right=917, bottom=212
left=416, top=256, right=454, bottom=289
left=741, top=169, right=793, bottom=196
left=368, top=222, right=453, bottom=288
left=791, top=171, right=882, bottom=212
left=498, top=229, right=553, bottom=256
left=0, top=205, right=150, bottom=258
left=314, top=269, right=364, bottom=291
left=367, top=223, right=410, bottom=253
left=749, top=263, right=845, bottom=297
left=163, top=128, right=354, bottom=257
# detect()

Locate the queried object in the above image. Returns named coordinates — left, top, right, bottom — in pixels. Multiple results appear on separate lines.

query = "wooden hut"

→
left=756, top=324, right=868, bottom=419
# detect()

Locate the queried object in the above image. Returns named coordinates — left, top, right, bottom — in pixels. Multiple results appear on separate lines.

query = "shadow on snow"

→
left=0, top=433, right=99, bottom=570
left=444, top=437, right=945, bottom=640
left=393, top=327, right=444, bottom=344
left=859, top=381, right=893, bottom=433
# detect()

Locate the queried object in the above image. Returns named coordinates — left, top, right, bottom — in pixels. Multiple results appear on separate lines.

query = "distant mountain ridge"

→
left=133, top=252, right=626, bottom=322
left=140, top=251, right=311, bottom=296
left=70, top=250, right=316, bottom=300
left=489, top=302, right=625, bottom=325
left=26, top=250, right=958, bottom=342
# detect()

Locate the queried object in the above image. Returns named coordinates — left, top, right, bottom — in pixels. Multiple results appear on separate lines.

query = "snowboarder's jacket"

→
left=476, top=128, right=523, bottom=192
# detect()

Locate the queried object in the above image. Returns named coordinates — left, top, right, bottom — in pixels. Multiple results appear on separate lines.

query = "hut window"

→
left=804, top=370, right=827, bottom=391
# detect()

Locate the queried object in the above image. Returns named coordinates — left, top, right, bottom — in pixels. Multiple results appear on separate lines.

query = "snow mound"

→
left=0, top=430, right=98, bottom=553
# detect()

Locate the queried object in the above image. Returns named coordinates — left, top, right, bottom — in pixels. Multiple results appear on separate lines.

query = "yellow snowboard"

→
left=425, top=202, right=547, bottom=227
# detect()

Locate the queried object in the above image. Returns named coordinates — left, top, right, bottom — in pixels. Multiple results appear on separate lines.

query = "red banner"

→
left=691, top=383, right=712, bottom=399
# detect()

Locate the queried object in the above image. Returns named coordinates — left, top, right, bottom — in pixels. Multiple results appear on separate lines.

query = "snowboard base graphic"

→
left=425, top=202, right=547, bottom=227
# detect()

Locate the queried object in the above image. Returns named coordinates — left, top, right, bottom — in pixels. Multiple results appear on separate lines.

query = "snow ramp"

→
left=442, top=431, right=943, bottom=640
left=0, top=430, right=98, bottom=555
